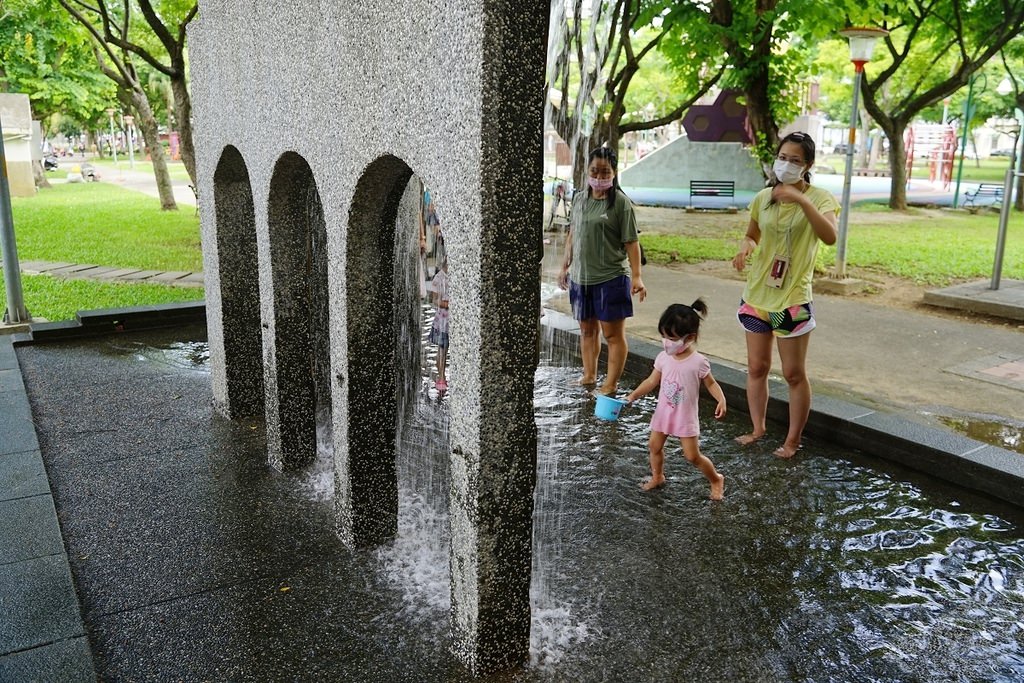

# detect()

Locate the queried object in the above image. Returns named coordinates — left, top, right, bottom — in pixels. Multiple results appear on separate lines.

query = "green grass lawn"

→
left=6, top=182, right=203, bottom=321
left=641, top=207, right=1024, bottom=286
left=1, top=275, right=203, bottom=323
left=11, top=182, right=202, bottom=272
left=819, top=154, right=1016, bottom=184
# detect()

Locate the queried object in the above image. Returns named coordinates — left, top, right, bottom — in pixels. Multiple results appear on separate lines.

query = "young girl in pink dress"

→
left=625, top=300, right=726, bottom=499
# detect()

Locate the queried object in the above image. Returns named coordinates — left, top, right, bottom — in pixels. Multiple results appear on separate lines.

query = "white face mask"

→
left=662, top=337, right=692, bottom=356
left=773, top=159, right=806, bottom=185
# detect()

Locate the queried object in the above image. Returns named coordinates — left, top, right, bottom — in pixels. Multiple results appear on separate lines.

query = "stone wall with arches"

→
left=189, top=0, right=547, bottom=674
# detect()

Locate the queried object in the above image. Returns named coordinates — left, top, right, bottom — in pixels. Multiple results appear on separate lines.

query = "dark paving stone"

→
left=0, top=389, right=39, bottom=457
left=89, top=562, right=468, bottom=681
left=0, top=555, right=85, bottom=655
left=0, top=495, right=64, bottom=563
left=0, top=367, right=24, bottom=394
left=0, top=339, right=16, bottom=370
left=0, top=637, right=95, bottom=682
left=0, top=450, right=50, bottom=501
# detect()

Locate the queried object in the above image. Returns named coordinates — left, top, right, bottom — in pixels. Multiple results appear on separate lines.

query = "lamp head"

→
left=839, top=27, right=888, bottom=68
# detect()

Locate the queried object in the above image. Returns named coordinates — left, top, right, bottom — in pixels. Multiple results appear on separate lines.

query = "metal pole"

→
left=126, top=122, right=135, bottom=169
left=0, top=117, right=29, bottom=324
left=835, top=67, right=863, bottom=279
left=953, top=76, right=975, bottom=209
left=991, top=135, right=1018, bottom=290
left=108, top=113, right=118, bottom=166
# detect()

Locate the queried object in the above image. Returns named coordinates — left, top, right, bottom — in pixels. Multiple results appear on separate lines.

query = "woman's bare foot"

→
left=710, top=474, right=725, bottom=500
left=734, top=432, right=764, bottom=446
left=773, top=443, right=800, bottom=459
left=641, top=475, right=666, bottom=491
left=596, top=382, right=618, bottom=396
left=577, top=375, right=597, bottom=387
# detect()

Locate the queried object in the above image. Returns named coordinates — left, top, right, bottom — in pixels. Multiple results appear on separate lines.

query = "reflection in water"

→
left=105, top=339, right=211, bottom=371
left=939, top=415, right=1024, bottom=455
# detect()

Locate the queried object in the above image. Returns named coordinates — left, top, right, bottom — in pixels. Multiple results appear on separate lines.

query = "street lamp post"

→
left=105, top=107, right=118, bottom=166
left=989, top=88, right=1020, bottom=290
left=952, top=73, right=986, bottom=209
left=834, top=26, right=888, bottom=280
left=123, top=114, right=135, bottom=169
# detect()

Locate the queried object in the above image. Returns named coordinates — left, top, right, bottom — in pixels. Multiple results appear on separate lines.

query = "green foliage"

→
left=10, top=182, right=202, bottom=272
left=0, top=0, right=116, bottom=134
left=0, top=274, right=202, bottom=322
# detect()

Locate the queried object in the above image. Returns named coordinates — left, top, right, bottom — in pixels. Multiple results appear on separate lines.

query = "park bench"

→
left=963, top=183, right=1003, bottom=208
left=690, top=179, right=735, bottom=199
left=688, top=179, right=737, bottom=212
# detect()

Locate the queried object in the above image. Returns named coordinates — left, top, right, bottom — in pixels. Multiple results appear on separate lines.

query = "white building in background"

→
left=0, top=94, right=37, bottom=197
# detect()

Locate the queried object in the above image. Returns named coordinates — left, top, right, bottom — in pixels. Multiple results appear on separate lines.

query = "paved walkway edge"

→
left=0, top=335, right=96, bottom=681
left=542, top=309, right=1024, bottom=509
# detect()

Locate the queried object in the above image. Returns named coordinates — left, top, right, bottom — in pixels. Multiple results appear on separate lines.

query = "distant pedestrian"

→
left=625, top=300, right=726, bottom=499
left=731, top=131, right=838, bottom=458
left=428, top=255, right=450, bottom=393
left=557, top=146, right=647, bottom=396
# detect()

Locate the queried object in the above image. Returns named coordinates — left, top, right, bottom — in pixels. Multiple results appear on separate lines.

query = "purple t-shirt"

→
left=649, top=351, right=710, bottom=438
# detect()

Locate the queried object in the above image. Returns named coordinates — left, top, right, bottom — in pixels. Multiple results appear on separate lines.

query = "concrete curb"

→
left=11, top=301, right=206, bottom=345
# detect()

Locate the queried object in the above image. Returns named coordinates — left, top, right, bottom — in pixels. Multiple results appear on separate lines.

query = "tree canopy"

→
left=0, top=0, right=115, bottom=135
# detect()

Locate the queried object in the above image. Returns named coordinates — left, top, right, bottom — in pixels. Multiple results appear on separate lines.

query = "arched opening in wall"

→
left=345, top=154, right=426, bottom=547
left=266, top=152, right=330, bottom=470
left=212, top=145, right=263, bottom=419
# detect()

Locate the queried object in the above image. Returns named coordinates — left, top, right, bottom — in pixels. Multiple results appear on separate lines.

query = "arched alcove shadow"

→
left=212, top=145, right=263, bottom=419
left=344, top=154, right=414, bottom=545
left=266, top=152, right=330, bottom=471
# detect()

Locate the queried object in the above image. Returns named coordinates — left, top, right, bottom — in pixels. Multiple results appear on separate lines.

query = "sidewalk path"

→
left=16, top=260, right=204, bottom=288
left=102, top=166, right=197, bottom=208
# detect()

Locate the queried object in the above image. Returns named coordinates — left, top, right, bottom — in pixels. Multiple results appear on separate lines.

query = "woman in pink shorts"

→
left=731, top=132, right=839, bottom=458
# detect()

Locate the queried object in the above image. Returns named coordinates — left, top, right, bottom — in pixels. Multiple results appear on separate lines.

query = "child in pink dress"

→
left=625, top=299, right=726, bottom=499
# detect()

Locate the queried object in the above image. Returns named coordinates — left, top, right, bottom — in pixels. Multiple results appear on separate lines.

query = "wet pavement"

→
left=1, top=161, right=1022, bottom=679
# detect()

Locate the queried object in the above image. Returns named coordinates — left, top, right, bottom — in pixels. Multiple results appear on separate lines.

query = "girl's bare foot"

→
left=710, top=474, right=725, bottom=500
left=735, top=432, right=764, bottom=446
left=773, top=443, right=799, bottom=459
left=641, top=475, right=666, bottom=491
left=577, top=375, right=597, bottom=387
left=596, top=382, right=617, bottom=396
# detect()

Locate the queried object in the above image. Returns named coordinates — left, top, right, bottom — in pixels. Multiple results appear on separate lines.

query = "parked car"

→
left=832, top=143, right=860, bottom=154
left=990, top=148, right=1015, bottom=157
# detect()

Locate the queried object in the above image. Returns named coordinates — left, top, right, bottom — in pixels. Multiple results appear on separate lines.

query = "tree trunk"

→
left=886, top=123, right=909, bottom=210
left=131, top=88, right=177, bottom=210
left=170, top=75, right=196, bottom=187
left=32, top=160, right=51, bottom=189
left=745, top=76, right=778, bottom=159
